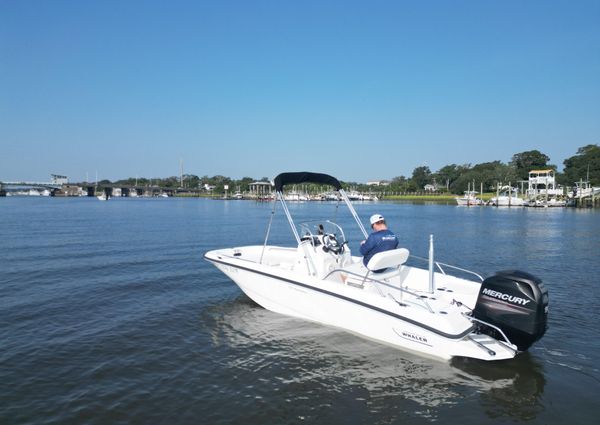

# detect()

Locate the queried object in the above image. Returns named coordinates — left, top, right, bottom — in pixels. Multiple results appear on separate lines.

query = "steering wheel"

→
left=323, top=233, right=344, bottom=254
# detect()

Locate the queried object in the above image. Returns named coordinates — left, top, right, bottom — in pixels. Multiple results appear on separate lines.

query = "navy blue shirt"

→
left=359, top=229, right=399, bottom=271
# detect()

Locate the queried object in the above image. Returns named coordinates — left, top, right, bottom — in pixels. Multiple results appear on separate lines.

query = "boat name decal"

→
left=482, top=288, right=531, bottom=306
left=401, top=331, right=428, bottom=344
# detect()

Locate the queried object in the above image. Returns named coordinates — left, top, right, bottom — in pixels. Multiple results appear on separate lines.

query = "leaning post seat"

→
left=366, top=248, right=410, bottom=272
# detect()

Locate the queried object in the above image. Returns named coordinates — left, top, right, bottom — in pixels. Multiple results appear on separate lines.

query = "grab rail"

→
left=324, top=268, right=434, bottom=313
left=409, top=255, right=484, bottom=282
left=464, top=314, right=517, bottom=352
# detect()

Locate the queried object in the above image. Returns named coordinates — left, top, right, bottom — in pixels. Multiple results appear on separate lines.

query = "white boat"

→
left=489, top=187, right=528, bottom=207
left=205, top=172, right=549, bottom=362
left=532, top=198, right=566, bottom=208
left=284, top=190, right=308, bottom=201
left=345, top=190, right=378, bottom=201
left=322, top=192, right=340, bottom=201
left=346, top=190, right=364, bottom=201
left=455, top=191, right=483, bottom=206
left=97, top=192, right=109, bottom=201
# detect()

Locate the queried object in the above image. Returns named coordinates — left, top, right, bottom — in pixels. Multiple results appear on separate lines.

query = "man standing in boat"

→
left=360, top=214, right=399, bottom=272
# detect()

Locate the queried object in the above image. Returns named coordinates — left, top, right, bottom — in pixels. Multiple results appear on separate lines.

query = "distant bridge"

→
left=0, top=179, right=205, bottom=198
left=0, top=181, right=62, bottom=197
left=1, top=174, right=67, bottom=193
left=0, top=181, right=63, bottom=189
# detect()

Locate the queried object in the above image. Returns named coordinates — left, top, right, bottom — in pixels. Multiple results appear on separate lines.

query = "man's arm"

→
left=360, top=234, right=375, bottom=255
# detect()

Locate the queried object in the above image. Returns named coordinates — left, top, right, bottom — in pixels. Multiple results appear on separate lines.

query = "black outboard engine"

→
left=472, top=270, right=549, bottom=351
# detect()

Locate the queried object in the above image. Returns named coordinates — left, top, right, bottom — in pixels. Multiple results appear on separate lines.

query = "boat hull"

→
left=455, top=198, right=482, bottom=206
left=205, top=251, right=516, bottom=361
left=489, top=196, right=528, bottom=207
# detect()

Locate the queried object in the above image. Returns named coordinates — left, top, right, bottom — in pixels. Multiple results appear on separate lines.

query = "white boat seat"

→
left=366, top=248, right=410, bottom=272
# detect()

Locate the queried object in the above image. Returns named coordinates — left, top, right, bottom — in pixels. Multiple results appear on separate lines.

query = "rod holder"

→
left=428, top=234, right=435, bottom=293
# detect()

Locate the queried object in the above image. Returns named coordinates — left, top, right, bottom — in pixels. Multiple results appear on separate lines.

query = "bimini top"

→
left=274, top=172, right=342, bottom=192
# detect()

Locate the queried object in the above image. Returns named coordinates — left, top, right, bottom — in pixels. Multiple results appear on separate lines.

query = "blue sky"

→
left=1, top=0, right=599, bottom=183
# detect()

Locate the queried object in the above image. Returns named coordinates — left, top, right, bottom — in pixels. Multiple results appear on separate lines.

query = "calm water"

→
left=1, top=197, right=599, bottom=424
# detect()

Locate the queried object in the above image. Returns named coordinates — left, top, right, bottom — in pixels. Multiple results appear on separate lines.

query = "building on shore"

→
left=249, top=181, right=273, bottom=199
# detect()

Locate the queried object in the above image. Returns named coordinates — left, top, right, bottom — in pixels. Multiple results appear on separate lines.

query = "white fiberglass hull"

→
left=490, top=196, right=528, bottom=207
left=455, top=197, right=482, bottom=206
left=205, top=248, right=517, bottom=362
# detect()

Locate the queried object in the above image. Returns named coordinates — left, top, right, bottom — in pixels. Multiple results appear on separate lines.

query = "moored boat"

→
left=455, top=191, right=483, bottom=206
left=489, top=186, right=528, bottom=207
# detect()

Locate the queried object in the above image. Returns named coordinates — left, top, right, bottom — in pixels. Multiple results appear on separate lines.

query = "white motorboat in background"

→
left=284, top=190, right=308, bottom=201
left=455, top=191, right=483, bottom=206
left=322, top=192, right=340, bottom=201
left=205, top=172, right=549, bottom=361
left=532, top=198, right=566, bottom=208
left=346, top=190, right=379, bottom=201
left=489, top=186, right=528, bottom=207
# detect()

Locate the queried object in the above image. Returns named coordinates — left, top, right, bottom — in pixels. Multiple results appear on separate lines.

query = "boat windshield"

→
left=298, top=220, right=347, bottom=245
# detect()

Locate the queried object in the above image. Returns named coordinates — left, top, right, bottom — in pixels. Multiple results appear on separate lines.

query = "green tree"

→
left=185, top=174, right=200, bottom=189
left=410, top=166, right=432, bottom=191
left=562, top=144, right=600, bottom=186
left=510, top=150, right=551, bottom=180
left=387, top=176, right=409, bottom=192
left=161, top=176, right=180, bottom=188
left=449, top=161, right=517, bottom=194
left=238, top=177, right=255, bottom=191
left=433, top=164, right=470, bottom=191
left=391, top=176, right=407, bottom=185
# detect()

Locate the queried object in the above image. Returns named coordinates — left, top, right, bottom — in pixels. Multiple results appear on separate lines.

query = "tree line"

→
left=102, top=144, right=598, bottom=194
left=404, top=145, right=599, bottom=194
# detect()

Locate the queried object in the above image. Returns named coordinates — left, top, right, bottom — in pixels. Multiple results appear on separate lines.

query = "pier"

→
left=573, top=193, right=600, bottom=208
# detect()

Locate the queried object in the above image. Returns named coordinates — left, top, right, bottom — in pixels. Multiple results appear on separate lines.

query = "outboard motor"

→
left=472, top=270, right=548, bottom=351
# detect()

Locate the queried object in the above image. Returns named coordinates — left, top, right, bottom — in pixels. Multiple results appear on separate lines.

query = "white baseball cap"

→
left=370, top=214, right=385, bottom=225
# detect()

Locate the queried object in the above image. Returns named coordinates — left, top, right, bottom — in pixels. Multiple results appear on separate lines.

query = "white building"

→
left=527, top=170, right=563, bottom=198
left=249, top=181, right=273, bottom=198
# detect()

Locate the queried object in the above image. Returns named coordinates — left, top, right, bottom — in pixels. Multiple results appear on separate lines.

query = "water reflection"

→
left=452, top=354, right=546, bottom=421
left=200, top=295, right=546, bottom=422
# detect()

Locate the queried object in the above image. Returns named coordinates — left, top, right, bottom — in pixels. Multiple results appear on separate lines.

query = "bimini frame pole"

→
left=277, top=191, right=301, bottom=244
left=259, top=198, right=277, bottom=264
left=277, top=190, right=317, bottom=276
left=339, top=188, right=369, bottom=239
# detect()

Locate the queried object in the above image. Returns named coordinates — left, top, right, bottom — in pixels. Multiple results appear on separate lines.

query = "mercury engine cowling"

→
left=472, top=270, right=549, bottom=351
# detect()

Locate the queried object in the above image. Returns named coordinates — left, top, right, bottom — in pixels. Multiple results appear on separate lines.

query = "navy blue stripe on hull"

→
left=205, top=254, right=475, bottom=340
